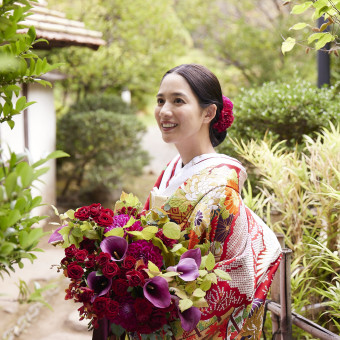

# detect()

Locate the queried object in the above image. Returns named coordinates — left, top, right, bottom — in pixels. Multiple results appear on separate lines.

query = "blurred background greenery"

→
left=1, top=0, right=339, bottom=337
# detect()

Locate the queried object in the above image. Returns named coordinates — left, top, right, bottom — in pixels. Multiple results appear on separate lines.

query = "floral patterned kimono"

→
left=144, top=153, right=282, bottom=340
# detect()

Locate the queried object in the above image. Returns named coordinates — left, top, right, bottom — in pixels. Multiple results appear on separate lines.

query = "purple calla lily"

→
left=167, top=258, right=199, bottom=281
left=143, top=276, right=171, bottom=308
left=48, top=225, right=65, bottom=244
left=87, top=271, right=112, bottom=302
left=171, top=296, right=201, bottom=332
left=179, top=306, right=201, bottom=332
left=180, top=248, right=201, bottom=268
left=100, top=236, right=128, bottom=261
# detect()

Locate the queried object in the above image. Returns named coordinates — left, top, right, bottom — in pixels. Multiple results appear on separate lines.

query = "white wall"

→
left=27, top=83, right=56, bottom=214
left=0, top=83, right=56, bottom=218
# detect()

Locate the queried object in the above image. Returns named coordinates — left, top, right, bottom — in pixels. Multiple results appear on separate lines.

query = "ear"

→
left=203, top=104, right=217, bottom=124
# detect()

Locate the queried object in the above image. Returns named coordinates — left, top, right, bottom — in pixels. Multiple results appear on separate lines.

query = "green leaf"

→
left=110, top=323, right=125, bottom=337
left=192, top=298, right=209, bottom=308
left=185, top=281, right=196, bottom=294
left=32, top=150, right=69, bottom=168
left=163, top=222, right=181, bottom=239
left=0, top=209, right=21, bottom=230
left=179, top=298, right=193, bottom=312
left=0, top=242, right=15, bottom=256
left=71, top=227, right=82, bottom=238
left=35, top=79, right=52, bottom=88
left=5, top=172, right=17, bottom=197
left=281, top=37, right=296, bottom=54
left=15, top=96, right=27, bottom=112
left=170, top=243, right=183, bottom=252
left=289, top=22, right=308, bottom=30
left=291, top=1, right=313, bottom=14
left=104, top=227, right=124, bottom=237
left=193, top=288, right=206, bottom=298
left=198, top=269, right=208, bottom=277
left=162, top=271, right=180, bottom=277
left=214, top=269, right=231, bottom=281
left=142, top=225, right=158, bottom=240
left=148, top=261, right=160, bottom=274
left=205, top=252, right=215, bottom=270
left=200, top=278, right=212, bottom=291
left=314, top=33, right=335, bottom=50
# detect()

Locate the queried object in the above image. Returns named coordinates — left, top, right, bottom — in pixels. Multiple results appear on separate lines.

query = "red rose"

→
left=102, top=262, right=120, bottom=279
left=75, top=249, right=88, bottom=263
left=80, top=238, right=96, bottom=253
left=74, top=206, right=90, bottom=220
left=60, top=257, right=69, bottom=266
left=106, top=300, right=119, bottom=320
left=67, top=262, right=84, bottom=280
left=122, top=256, right=136, bottom=270
left=93, top=296, right=108, bottom=318
left=95, top=212, right=113, bottom=227
left=78, top=287, right=94, bottom=303
left=89, top=203, right=102, bottom=217
left=101, top=208, right=114, bottom=217
left=111, top=279, right=128, bottom=297
left=126, top=270, right=144, bottom=287
left=65, top=244, right=77, bottom=258
left=96, top=252, right=111, bottom=267
left=85, top=254, right=96, bottom=268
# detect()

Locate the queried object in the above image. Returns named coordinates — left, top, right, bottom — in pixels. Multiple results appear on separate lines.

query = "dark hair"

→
left=162, top=64, right=226, bottom=147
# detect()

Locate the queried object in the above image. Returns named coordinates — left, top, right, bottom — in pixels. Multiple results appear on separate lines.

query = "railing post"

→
left=270, top=233, right=285, bottom=338
left=280, top=248, right=293, bottom=340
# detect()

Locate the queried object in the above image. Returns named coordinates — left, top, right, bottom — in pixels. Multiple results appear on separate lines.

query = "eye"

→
left=157, top=98, right=164, bottom=105
left=174, top=98, right=185, bottom=104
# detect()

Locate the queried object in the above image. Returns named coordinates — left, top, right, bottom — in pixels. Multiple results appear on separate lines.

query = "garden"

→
left=0, top=0, right=339, bottom=339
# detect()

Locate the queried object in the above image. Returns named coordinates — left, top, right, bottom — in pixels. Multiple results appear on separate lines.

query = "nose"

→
left=159, top=102, right=172, bottom=118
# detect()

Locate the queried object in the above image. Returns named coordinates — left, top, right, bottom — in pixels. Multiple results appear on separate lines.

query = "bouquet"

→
left=49, top=193, right=230, bottom=339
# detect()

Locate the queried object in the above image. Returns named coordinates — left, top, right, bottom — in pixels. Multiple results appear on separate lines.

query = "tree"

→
left=0, top=0, right=67, bottom=277
left=174, top=0, right=315, bottom=87
left=281, top=0, right=340, bottom=54
left=47, top=0, right=192, bottom=107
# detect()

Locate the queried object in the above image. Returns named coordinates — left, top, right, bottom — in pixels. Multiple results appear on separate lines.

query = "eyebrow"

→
left=156, top=92, right=189, bottom=98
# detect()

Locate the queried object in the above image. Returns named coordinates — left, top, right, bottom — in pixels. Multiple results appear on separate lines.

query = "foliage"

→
left=47, top=0, right=191, bottom=107
left=67, top=93, right=135, bottom=116
left=218, top=78, right=340, bottom=157
left=0, top=150, right=68, bottom=277
left=57, top=106, right=149, bottom=199
left=0, top=0, right=59, bottom=129
left=232, top=124, right=340, bottom=331
left=282, top=0, right=340, bottom=54
left=174, top=0, right=314, bottom=87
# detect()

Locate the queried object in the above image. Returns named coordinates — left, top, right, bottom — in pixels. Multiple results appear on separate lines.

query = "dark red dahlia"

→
left=126, top=240, right=163, bottom=269
left=93, top=296, right=108, bottom=318
left=80, top=238, right=96, bottom=253
left=106, top=300, right=119, bottom=320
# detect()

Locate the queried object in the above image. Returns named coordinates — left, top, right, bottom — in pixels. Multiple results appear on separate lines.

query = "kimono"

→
left=144, top=153, right=282, bottom=340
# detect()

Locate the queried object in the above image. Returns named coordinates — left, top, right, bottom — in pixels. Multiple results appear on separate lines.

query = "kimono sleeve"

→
left=187, top=185, right=249, bottom=262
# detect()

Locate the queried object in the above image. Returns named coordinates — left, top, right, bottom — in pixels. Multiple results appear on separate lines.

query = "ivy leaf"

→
left=170, top=243, right=183, bottom=252
left=104, top=227, right=124, bottom=237
left=200, top=278, right=212, bottom=291
left=148, top=261, right=160, bottom=274
left=193, top=288, right=206, bottom=298
left=205, top=252, right=215, bottom=270
left=198, top=270, right=208, bottom=277
left=163, top=222, right=181, bottom=239
left=178, top=298, right=193, bottom=312
left=185, top=281, right=197, bottom=294
left=214, top=269, right=232, bottom=281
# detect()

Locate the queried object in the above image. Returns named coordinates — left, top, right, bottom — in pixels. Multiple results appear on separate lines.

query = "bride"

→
left=94, top=64, right=282, bottom=339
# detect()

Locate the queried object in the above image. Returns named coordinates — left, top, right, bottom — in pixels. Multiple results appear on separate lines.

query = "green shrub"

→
left=57, top=109, right=149, bottom=201
left=218, top=79, right=340, bottom=155
left=67, top=93, right=134, bottom=116
left=233, top=124, right=340, bottom=333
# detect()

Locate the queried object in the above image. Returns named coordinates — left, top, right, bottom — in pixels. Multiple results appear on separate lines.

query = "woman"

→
left=145, top=64, right=282, bottom=339
left=94, top=64, right=281, bottom=339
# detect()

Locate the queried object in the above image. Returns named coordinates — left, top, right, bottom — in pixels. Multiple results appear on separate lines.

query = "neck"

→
left=175, top=141, right=216, bottom=165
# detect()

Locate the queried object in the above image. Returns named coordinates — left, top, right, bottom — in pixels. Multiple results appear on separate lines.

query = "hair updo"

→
left=162, top=64, right=226, bottom=147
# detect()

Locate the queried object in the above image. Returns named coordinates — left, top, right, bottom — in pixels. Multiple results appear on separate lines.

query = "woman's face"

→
left=154, top=73, right=210, bottom=147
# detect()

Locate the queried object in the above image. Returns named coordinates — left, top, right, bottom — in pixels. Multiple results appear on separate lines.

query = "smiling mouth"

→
left=161, top=123, right=178, bottom=128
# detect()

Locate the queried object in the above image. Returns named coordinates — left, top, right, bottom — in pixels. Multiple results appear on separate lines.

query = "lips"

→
left=161, top=122, right=178, bottom=129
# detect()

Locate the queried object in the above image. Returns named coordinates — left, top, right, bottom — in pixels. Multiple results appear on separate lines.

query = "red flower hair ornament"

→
left=212, top=95, right=234, bottom=133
